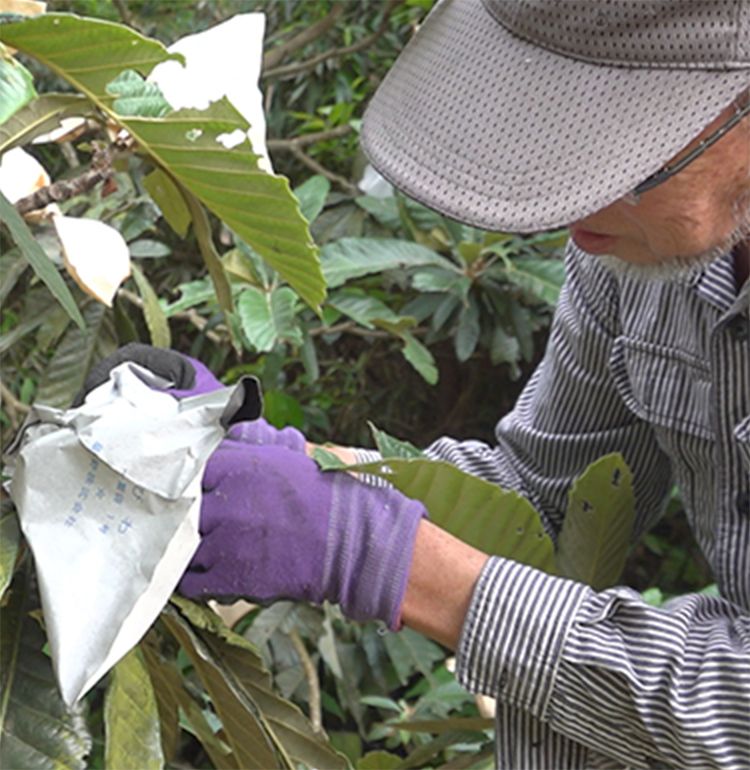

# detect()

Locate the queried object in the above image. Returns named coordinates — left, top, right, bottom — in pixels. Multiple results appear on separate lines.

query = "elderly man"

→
left=94, top=1, right=749, bottom=767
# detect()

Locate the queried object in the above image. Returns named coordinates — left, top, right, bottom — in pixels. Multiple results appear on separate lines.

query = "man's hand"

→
left=74, top=344, right=306, bottom=451
left=179, top=439, right=427, bottom=630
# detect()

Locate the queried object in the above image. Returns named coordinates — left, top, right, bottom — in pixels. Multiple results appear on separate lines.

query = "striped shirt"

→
left=371, top=242, right=750, bottom=769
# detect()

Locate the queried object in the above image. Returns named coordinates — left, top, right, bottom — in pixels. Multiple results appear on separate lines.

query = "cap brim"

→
left=361, top=0, right=750, bottom=232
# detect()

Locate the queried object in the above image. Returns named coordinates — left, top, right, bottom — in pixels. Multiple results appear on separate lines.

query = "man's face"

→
left=569, top=102, right=750, bottom=278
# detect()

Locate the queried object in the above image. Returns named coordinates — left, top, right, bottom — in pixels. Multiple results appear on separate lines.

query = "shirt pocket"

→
left=609, top=336, right=713, bottom=441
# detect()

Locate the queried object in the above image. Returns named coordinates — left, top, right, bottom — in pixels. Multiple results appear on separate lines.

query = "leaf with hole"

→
left=1, top=13, right=325, bottom=311
left=555, top=453, right=635, bottom=590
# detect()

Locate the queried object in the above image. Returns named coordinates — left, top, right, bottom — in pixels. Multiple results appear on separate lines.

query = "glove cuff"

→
left=325, top=475, right=428, bottom=630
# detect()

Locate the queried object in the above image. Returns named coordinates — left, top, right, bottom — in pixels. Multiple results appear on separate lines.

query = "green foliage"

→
left=0, top=53, right=36, bottom=124
left=0, top=561, right=92, bottom=770
left=104, top=648, right=164, bottom=770
left=556, top=453, right=636, bottom=591
left=0, top=191, right=85, bottom=330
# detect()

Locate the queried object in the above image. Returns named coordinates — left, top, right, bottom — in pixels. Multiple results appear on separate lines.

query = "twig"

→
left=266, top=124, right=352, bottom=151
left=13, top=142, right=125, bottom=216
left=288, top=627, right=322, bottom=733
left=263, top=1, right=402, bottom=81
left=309, top=321, right=426, bottom=339
left=0, top=378, right=31, bottom=432
left=287, top=143, right=359, bottom=196
left=262, top=3, right=347, bottom=72
left=117, top=288, right=226, bottom=345
left=112, top=0, right=143, bottom=33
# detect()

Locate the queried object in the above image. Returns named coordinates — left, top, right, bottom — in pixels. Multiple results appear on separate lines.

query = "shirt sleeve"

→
left=457, top=557, right=750, bottom=769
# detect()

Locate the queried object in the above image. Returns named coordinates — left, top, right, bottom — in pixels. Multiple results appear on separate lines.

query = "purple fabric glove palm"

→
left=74, top=344, right=305, bottom=452
left=179, top=440, right=427, bottom=630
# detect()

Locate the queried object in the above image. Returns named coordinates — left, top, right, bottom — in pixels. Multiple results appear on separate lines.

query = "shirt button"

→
left=727, top=315, right=750, bottom=342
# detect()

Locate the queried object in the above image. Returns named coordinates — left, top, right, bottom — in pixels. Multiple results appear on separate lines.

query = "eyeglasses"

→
left=625, top=99, right=750, bottom=204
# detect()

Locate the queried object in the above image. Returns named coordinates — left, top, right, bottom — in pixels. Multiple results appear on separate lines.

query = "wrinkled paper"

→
left=6, top=363, right=260, bottom=705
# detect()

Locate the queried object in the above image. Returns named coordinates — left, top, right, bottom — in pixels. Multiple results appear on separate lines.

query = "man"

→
left=95, top=1, right=749, bottom=767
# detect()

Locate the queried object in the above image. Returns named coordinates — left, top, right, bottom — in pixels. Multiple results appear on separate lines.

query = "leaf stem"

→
left=288, top=627, right=322, bottom=733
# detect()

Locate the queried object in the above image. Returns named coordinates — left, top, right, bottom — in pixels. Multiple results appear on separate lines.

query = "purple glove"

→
left=73, top=343, right=305, bottom=451
left=179, top=441, right=427, bottom=630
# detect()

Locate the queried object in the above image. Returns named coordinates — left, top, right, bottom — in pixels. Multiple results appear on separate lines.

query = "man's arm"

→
left=401, top=520, right=489, bottom=649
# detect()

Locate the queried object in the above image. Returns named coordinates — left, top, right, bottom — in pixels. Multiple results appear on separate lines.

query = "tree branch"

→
left=263, top=1, right=402, bottom=81
left=262, top=2, right=347, bottom=72
left=286, top=143, right=359, bottom=196
left=0, top=377, right=31, bottom=433
left=13, top=142, right=125, bottom=216
left=266, top=124, right=352, bottom=151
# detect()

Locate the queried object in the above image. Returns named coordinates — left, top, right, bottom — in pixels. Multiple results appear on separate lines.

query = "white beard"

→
left=598, top=194, right=750, bottom=283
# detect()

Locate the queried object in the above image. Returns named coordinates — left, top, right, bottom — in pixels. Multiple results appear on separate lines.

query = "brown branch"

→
left=310, top=321, right=428, bottom=339
left=286, top=143, right=359, bottom=196
left=263, top=1, right=403, bottom=81
left=262, top=3, right=347, bottom=72
left=13, top=143, right=123, bottom=216
left=0, top=377, right=31, bottom=434
left=266, top=124, right=352, bottom=151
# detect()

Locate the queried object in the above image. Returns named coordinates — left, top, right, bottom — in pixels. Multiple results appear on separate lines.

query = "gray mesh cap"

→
left=361, top=0, right=750, bottom=232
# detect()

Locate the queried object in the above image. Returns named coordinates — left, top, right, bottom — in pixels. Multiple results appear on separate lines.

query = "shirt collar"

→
left=684, top=250, right=739, bottom=313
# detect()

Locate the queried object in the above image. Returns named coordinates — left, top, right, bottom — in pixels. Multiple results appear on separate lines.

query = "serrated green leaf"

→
left=321, top=237, right=453, bottom=288
left=0, top=563, right=92, bottom=770
left=130, top=261, right=171, bottom=348
left=161, top=606, right=282, bottom=770
left=555, top=453, right=636, bottom=591
left=370, top=424, right=425, bottom=460
left=128, top=239, right=171, bottom=258
left=411, top=266, right=463, bottom=293
left=105, top=647, right=164, bottom=770
left=327, top=289, right=400, bottom=330
left=454, top=298, right=480, bottom=362
left=312, top=446, right=349, bottom=469
left=0, top=55, right=36, bottom=125
left=1, top=14, right=324, bottom=311
left=489, top=323, right=520, bottom=366
left=357, top=749, right=404, bottom=769
left=0, top=191, right=85, bottom=331
left=0, top=14, right=184, bottom=110
left=35, top=300, right=117, bottom=408
left=327, top=456, right=555, bottom=573
left=167, top=599, right=348, bottom=770
left=294, top=174, right=330, bottom=225
left=238, top=285, right=301, bottom=352
left=105, top=69, right=171, bottom=117
left=506, top=258, right=566, bottom=306
left=396, top=717, right=494, bottom=734
left=356, top=194, right=445, bottom=235
left=400, top=331, right=438, bottom=385
left=142, top=167, right=191, bottom=238
left=140, top=637, right=233, bottom=768
left=0, top=93, right=91, bottom=154
left=382, top=628, right=444, bottom=687
left=398, top=729, right=485, bottom=769
left=0, top=511, right=21, bottom=603
left=160, top=277, right=214, bottom=316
